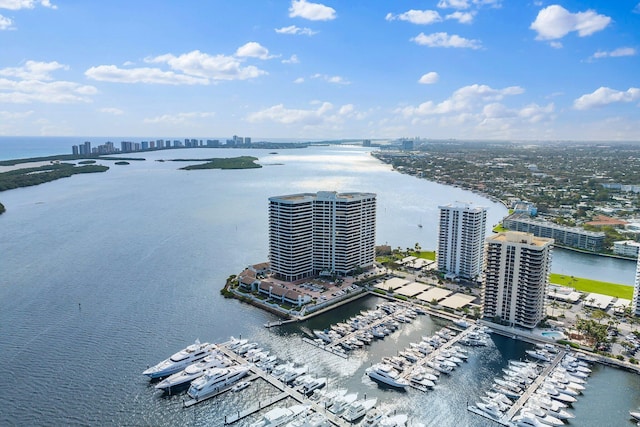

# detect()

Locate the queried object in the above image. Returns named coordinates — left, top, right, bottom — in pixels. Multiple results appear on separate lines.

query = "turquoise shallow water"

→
left=0, top=144, right=637, bottom=426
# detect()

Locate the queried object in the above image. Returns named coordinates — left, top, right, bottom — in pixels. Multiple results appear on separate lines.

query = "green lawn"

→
left=415, top=251, right=436, bottom=261
left=550, top=273, right=633, bottom=299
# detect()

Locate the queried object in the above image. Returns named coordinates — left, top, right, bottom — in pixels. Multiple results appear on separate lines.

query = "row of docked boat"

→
left=308, top=386, right=409, bottom=426
left=142, top=337, right=273, bottom=400
left=470, top=343, right=592, bottom=426
left=248, top=399, right=407, bottom=427
left=311, top=302, right=425, bottom=353
left=364, top=326, right=474, bottom=392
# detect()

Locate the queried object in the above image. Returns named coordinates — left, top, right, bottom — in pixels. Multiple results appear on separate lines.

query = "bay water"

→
left=0, top=142, right=638, bottom=426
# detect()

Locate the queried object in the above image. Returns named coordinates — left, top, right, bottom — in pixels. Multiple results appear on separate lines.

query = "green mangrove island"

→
left=176, top=156, right=261, bottom=170
left=0, top=163, right=109, bottom=192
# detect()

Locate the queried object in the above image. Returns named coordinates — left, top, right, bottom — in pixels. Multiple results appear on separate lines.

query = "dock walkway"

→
left=401, top=325, right=477, bottom=382
left=215, top=343, right=349, bottom=426
left=501, top=349, right=566, bottom=423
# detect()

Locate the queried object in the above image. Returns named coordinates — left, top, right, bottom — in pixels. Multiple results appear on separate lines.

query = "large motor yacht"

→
left=187, top=364, right=250, bottom=399
left=155, top=353, right=232, bottom=390
left=143, top=340, right=217, bottom=379
left=366, top=363, right=409, bottom=389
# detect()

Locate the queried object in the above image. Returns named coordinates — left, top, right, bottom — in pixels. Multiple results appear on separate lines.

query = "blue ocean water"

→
left=0, top=142, right=637, bottom=426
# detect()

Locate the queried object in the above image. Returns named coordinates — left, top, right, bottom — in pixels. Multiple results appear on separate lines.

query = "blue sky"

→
left=0, top=0, right=638, bottom=140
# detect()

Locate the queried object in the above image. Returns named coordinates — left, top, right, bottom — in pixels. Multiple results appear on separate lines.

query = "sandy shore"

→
left=0, top=160, right=67, bottom=173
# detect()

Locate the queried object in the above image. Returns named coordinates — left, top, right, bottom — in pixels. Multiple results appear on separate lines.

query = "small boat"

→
left=359, top=408, right=383, bottom=426
left=342, top=398, right=377, bottom=422
left=249, top=404, right=308, bottom=427
left=453, top=318, right=471, bottom=328
left=302, top=377, right=327, bottom=395
left=328, top=392, right=358, bottom=415
left=232, top=380, right=251, bottom=392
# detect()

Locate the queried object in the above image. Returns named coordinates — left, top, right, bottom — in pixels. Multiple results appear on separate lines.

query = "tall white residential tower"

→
left=632, top=254, right=640, bottom=316
left=482, top=231, right=553, bottom=329
left=437, top=204, right=487, bottom=281
left=269, top=191, right=376, bottom=281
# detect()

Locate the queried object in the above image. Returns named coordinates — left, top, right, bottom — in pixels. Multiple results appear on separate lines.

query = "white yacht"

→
left=250, top=404, right=308, bottom=427
left=301, top=377, right=327, bottom=395
left=155, top=353, right=231, bottom=390
left=143, top=340, right=216, bottom=379
left=231, top=380, right=251, bottom=392
left=328, top=392, right=358, bottom=415
left=511, top=412, right=553, bottom=427
left=522, top=404, right=564, bottom=426
left=379, top=413, right=408, bottom=426
left=453, top=317, right=471, bottom=328
left=359, top=408, right=383, bottom=426
left=475, top=401, right=503, bottom=420
left=285, top=411, right=328, bottom=427
left=342, top=398, right=377, bottom=422
left=366, top=364, right=410, bottom=389
left=187, top=364, right=250, bottom=399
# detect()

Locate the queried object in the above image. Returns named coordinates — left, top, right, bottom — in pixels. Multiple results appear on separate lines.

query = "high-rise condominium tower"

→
left=437, top=204, right=487, bottom=281
left=268, top=191, right=376, bottom=282
left=482, top=231, right=553, bottom=329
left=632, top=254, right=640, bottom=316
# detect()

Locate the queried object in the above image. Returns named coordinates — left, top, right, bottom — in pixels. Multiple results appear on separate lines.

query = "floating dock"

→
left=214, top=342, right=350, bottom=426
left=467, top=348, right=568, bottom=426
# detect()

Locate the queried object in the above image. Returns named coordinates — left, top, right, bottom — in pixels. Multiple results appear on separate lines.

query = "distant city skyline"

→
left=1, top=1, right=639, bottom=140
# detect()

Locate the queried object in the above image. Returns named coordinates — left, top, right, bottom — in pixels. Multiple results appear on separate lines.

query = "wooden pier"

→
left=401, top=324, right=478, bottom=382
left=501, top=349, right=566, bottom=423
left=212, top=342, right=350, bottom=426
left=465, top=348, right=567, bottom=426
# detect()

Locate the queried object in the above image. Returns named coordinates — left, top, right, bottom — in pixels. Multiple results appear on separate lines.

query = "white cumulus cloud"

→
left=99, top=107, right=123, bottom=115
left=275, top=25, right=317, bottom=36
left=0, top=60, right=67, bottom=80
left=288, top=0, right=336, bottom=21
left=573, top=87, right=640, bottom=110
left=311, top=73, right=350, bottom=85
left=0, top=14, right=13, bottom=29
left=419, top=72, right=439, bottom=84
left=85, top=65, right=209, bottom=85
left=411, top=32, right=481, bottom=49
left=399, top=83, right=524, bottom=117
left=247, top=101, right=361, bottom=127
left=530, top=5, right=611, bottom=41
left=282, top=55, right=299, bottom=64
left=235, top=42, right=275, bottom=60
left=385, top=10, right=442, bottom=25
left=144, top=111, right=215, bottom=124
left=247, top=102, right=333, bottom=125
left=445, top=11, right=475, bottom=24
left=0, top=61, right=96, bottom=104
left=147, top=50, right=267, bottom=80
left=591, top=47, right=636, bottom=59
left=437, top=0, right=500, bottom=10
left=437, top=0, right=470, bottom=9
left=294, top=77, right=304, bottom=84
left=0, top=0, right=56, bottom=10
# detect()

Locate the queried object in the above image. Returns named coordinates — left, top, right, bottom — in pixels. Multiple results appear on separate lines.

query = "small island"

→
left=176, top=156, right=261, bottom=170
left=115, top=161, right=130, bottom=165
left=0, top=163, right=109, bottom=193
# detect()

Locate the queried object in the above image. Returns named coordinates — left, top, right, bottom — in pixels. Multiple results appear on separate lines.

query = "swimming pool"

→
left=541, top=330, right=565, bottom=339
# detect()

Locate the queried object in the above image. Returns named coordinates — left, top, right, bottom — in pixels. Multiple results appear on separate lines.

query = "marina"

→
left=2, top=144, right=638, bottom=426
